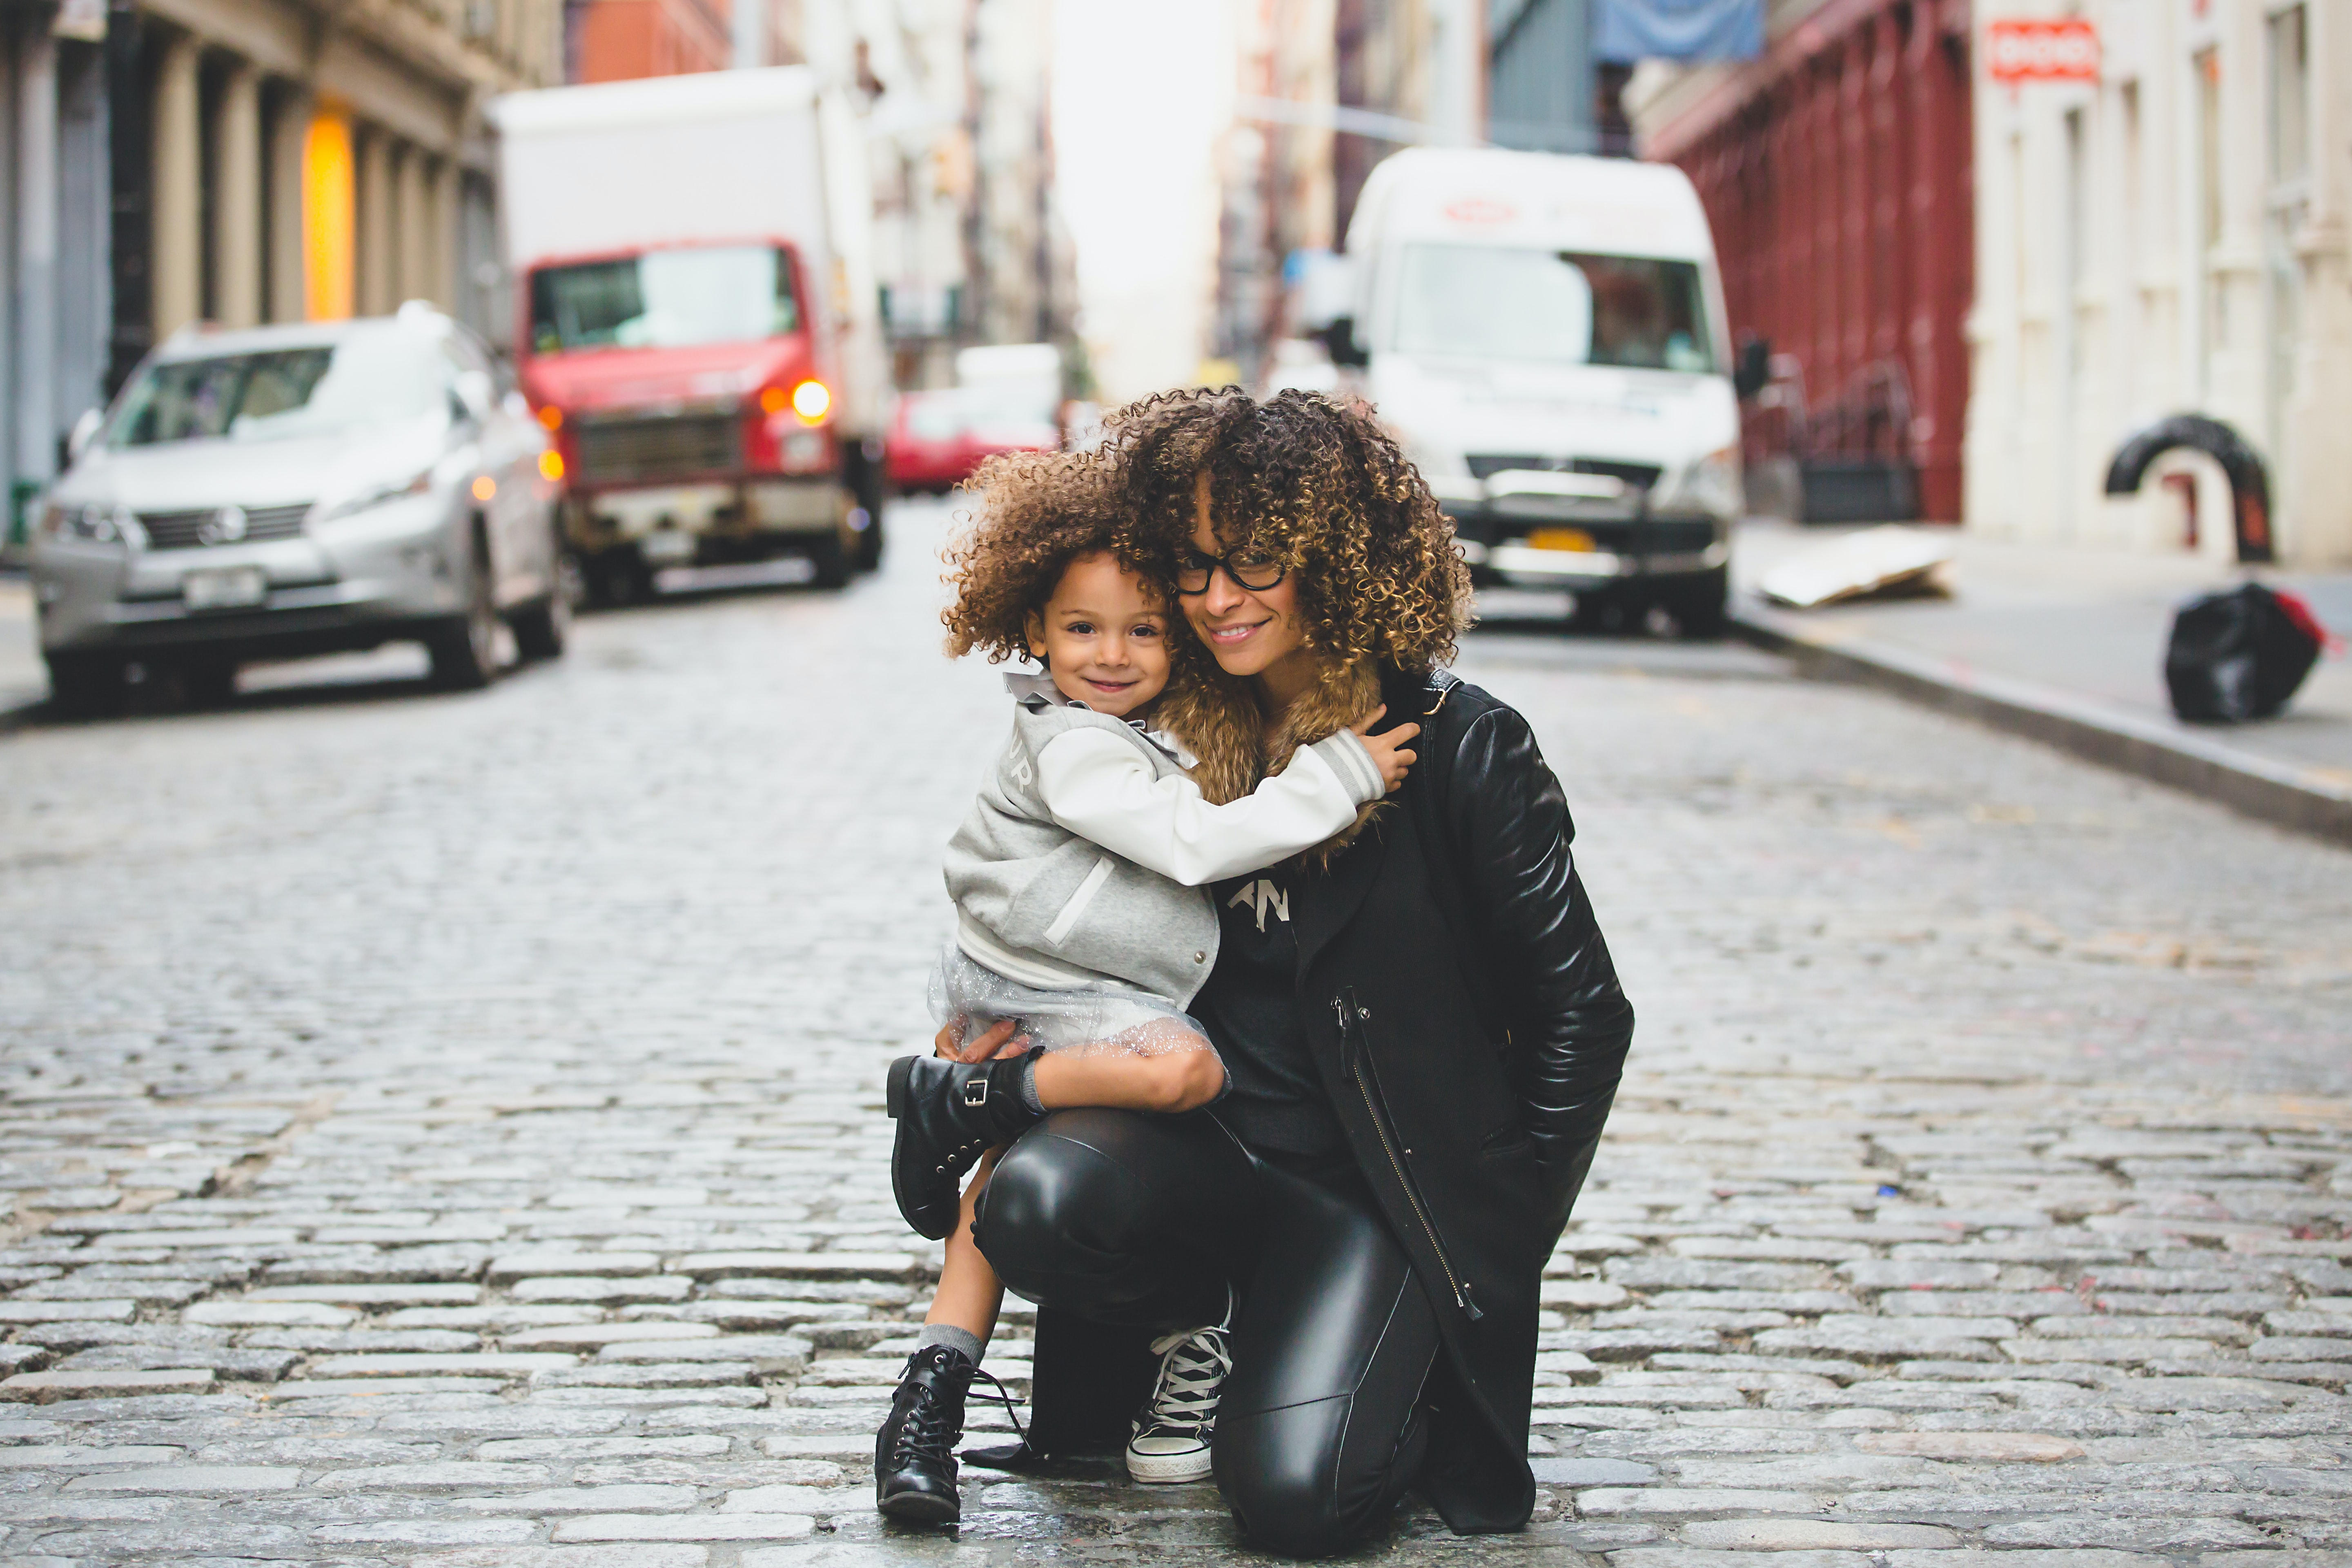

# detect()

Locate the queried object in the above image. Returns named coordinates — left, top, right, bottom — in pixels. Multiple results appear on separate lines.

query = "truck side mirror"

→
left=1733, top=334, right=1771, bottom=400
left=1322, top=316, right=1370, bottom=369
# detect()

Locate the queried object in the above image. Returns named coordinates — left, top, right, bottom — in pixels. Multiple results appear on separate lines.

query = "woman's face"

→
left=1180, top=471, right=1314, bottom=693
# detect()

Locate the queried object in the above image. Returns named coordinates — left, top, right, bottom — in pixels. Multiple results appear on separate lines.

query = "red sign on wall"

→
left=1987, top=19, right=2101, bottom=83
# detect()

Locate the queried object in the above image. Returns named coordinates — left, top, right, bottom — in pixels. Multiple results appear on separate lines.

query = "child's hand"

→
left=1350, top=705, right=1421, bottom=794
left=936, top=1018, right=1021, bottom=1063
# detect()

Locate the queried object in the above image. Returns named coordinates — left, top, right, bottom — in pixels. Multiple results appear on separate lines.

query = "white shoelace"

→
left=1136, top=1315, right=1233, bottom=1439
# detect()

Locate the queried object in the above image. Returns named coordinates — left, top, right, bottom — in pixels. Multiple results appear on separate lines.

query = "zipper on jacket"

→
left=1334, top=990, right=1484, bottom=1322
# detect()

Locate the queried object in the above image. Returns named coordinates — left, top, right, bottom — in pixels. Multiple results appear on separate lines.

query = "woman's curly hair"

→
left=939, top=446, right=1147, bottom=663
left=1107, top=387, right=1471, bottom=676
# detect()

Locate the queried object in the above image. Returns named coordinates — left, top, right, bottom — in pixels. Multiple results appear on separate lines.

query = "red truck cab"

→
left=518, top=238, right=875, bottom=601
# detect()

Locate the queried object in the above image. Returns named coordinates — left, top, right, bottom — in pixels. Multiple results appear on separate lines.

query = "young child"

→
left=875, top=462, right=1417, bottom=1523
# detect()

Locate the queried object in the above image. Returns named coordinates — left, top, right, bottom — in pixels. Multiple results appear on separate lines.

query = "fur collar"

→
left=1156, top=658, right=1388, bottom=864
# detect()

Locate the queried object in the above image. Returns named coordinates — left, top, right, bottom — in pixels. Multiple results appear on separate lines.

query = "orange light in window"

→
left=538, top=449, right=564, bottom=481
left=759, top=385, right=790, bottom=415
left=790, top=379, right=831, bottom=424
left=301, top=108, right=356, bottom=322
left=536, top=405, right=563, bottom=431
left=471, top=475, right=497, bottom=502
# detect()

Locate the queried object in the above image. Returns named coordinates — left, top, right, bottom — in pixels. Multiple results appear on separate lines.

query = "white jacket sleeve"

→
left=1033, top=727, right=1387, bottom=887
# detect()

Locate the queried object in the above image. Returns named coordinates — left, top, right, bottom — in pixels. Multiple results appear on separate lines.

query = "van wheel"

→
left=46, top=653, right=125, bottom=717
left=1666, top=568, right=1729, bottom=640
left=176, top=657, right=241, bottom=708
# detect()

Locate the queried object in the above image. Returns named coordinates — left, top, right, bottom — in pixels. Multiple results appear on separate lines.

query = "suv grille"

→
left=575, top=413, right=742, bottom=486
left=1466, top=454, right=1663, bottom=491
left=139, top=502, right=312, bottom=551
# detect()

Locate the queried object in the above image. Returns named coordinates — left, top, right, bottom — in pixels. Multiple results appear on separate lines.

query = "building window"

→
left=2268, top=4, right=2308, bottom=184
left=2064, top=107, right=2088, bottom=298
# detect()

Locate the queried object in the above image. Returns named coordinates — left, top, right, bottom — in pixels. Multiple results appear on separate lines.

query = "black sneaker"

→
left=1125, top=1287, right=1234, bottom=1483
left=875, top=1344, right=976, bottom=1522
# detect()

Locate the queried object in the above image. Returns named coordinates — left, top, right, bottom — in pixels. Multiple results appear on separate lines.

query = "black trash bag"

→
left=2164, top=583, right=2325, bottom=723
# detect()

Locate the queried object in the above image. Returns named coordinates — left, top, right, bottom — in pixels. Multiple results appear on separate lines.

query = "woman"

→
left=965, top=388, right=1634, bottom=1556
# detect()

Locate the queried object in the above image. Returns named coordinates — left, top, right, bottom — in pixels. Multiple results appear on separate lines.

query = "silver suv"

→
left=31, top=306, right=566, bottom=713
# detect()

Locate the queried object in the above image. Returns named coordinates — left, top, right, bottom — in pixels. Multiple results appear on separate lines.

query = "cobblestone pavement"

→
left=0, top=499, right=2346, bottom=1568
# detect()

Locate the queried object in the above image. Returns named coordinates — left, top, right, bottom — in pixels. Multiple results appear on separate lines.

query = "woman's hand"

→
left=936, top=1018, right=1022, bottom=1063
left=1350, top=705, right=1421, bottom=794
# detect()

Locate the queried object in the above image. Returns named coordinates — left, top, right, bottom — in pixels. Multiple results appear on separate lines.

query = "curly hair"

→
left=939, top=446, right=1148, bottom=664
left=1106, top=387, right=1471, bottom=677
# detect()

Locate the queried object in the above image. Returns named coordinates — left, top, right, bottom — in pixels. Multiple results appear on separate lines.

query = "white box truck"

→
left=1321, top=148, right=1745, bottom=635
left=490, top=67, right=888, bottom=600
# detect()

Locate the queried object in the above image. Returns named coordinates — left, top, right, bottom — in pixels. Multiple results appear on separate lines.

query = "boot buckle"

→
left=962, top=1079, right=989, bottom=1107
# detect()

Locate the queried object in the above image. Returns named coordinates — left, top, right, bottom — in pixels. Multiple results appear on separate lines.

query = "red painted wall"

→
left=1648, top=0, right=1973, bottom=521
left=573, top=0, right=732, bottom=84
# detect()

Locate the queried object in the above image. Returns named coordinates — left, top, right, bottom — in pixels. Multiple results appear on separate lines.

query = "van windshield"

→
left=1394, top=244, right=1715, bottom=373
left=530, top=245, right=801, bottom=354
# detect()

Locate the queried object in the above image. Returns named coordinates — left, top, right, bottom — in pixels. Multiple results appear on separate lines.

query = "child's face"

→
left=1025, top=552, right=1172, bottom=719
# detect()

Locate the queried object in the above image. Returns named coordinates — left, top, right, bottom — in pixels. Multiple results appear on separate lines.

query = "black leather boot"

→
left=874, top=1343, right=976, bottom=1522
left=886, top=1054, right=1046, bottom=1240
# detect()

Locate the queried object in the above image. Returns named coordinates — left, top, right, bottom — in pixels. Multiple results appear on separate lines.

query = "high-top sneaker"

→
left=1125, top=1286, right=1235, bottom=1483
left=874, top=1344, right=978, bottom=1522
left=885, top=1054, right=1047, bottom=1239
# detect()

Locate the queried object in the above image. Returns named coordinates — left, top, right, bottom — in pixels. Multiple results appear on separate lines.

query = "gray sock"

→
left=1016, top=1053, right=1046, bottom=1114
left=915, top=1323, right=984, bottom=1365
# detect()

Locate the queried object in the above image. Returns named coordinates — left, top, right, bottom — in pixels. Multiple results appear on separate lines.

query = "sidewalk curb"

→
left=1731, top=598, right=2352, bottom=849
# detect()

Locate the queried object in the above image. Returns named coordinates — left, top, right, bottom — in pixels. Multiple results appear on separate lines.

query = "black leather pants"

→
left=973, top=1108, right=1440, bottom=1559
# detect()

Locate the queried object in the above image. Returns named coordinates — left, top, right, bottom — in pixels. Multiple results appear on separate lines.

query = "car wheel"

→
left=1666, top=568, right=1730, bottom=640
left=511, top=577, right=571, bottom=663
left=45, top=653, right=125, bottom=717
left=427, top=543, right=501, bottom=690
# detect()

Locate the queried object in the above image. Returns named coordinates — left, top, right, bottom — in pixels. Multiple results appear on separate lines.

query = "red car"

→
left=885, top=388, right=1060, bottom=494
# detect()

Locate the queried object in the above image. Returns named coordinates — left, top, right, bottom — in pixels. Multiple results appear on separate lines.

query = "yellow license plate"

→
left=1525, top=528, right=1597, bottom=552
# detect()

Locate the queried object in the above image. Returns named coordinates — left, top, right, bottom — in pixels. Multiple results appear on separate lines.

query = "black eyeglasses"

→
left=1175, top=544, right=1286, bottom=595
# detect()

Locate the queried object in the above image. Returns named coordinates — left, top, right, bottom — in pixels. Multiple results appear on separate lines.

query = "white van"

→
left=1325, top=148, right=1744, bottom=634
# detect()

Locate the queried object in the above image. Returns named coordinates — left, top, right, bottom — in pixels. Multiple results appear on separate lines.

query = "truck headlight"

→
left=39, top=501, right=139, bottom=546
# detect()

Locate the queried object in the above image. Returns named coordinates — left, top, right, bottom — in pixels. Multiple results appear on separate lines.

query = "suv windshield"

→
left=530, top=245, right=801, bottom=353
left=109, top=327, right=449, bottom=448
left=1394, top=244, right=1716, bottom=373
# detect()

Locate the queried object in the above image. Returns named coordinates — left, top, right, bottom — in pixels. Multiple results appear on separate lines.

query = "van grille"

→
left=575, top=413, right=742, bottom=486
left=1466, top=454, right=1662, bottom=491
left=139, top=502, right=312, bottom=552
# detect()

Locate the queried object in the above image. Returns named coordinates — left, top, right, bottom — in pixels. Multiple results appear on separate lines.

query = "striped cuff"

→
left=1310, top=729, right=1388, bottom=806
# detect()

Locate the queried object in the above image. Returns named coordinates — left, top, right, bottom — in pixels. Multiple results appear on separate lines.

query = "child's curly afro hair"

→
left=939, top=446, right=1146, bottom=664
left=1107, top=386, right=1470, bottom=676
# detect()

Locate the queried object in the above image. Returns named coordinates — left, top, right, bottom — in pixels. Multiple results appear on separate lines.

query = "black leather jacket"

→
left=1285, top=665, right=1634, bottom=1533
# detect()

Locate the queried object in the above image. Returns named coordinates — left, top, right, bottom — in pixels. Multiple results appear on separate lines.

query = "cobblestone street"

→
left=1, top=498, right=2348, bottom=1568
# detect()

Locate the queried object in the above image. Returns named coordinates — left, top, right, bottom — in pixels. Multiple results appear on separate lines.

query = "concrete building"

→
left=1965, top=0, right=2350, bottom=567
left=0, top=0, right=561, bottom=543
left=965, top=0, right=1071, bottom=351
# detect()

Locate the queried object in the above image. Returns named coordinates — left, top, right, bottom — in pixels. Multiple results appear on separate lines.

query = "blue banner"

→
left=1595, top=0, right=1764, bottom=62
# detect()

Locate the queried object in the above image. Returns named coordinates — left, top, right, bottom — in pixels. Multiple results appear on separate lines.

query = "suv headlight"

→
left=318, top=470, right=432, bottom=523
left=38, top=501, right=140, bottom=546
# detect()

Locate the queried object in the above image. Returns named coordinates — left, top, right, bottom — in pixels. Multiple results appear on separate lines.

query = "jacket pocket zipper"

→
left=1333, top=990, right=1483, bottom=1322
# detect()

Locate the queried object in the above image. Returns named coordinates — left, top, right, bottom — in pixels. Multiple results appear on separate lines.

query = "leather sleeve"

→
left=1444, top=704, right=1635, bottom=1238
